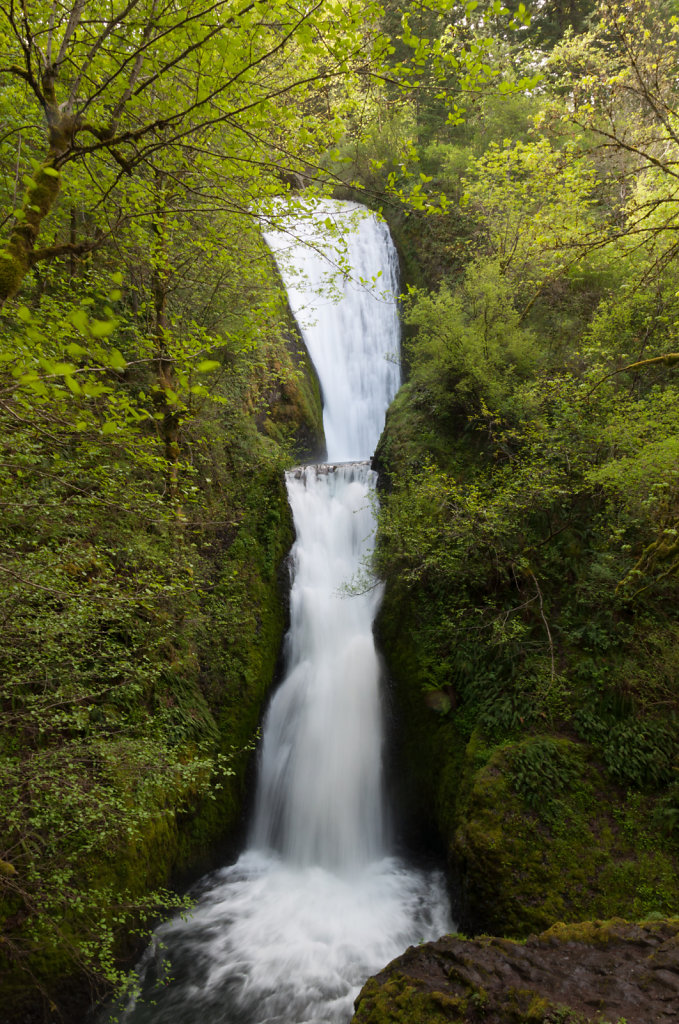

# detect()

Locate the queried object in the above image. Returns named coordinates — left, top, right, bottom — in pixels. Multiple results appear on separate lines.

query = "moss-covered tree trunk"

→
left=0, top=68, right=79, bottom=305
left=0, top=156, right=61, bottom=305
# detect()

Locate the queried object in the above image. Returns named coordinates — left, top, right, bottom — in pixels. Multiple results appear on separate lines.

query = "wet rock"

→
left=352, top=918, right=679, bottom=1024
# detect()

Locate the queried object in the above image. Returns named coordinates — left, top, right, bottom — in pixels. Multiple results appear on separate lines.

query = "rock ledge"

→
left=352, top=919, right=679, bottom=1024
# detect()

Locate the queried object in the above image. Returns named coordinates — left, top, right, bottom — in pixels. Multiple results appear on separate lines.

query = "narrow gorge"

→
left=106, top=202, right=450, bottom=1024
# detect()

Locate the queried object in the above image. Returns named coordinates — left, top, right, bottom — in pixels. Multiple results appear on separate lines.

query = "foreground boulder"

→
left=352, top=919, right=679, bottom=1024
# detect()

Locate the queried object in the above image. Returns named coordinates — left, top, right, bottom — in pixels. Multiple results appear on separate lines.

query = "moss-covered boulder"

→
left=452, top=734, right=678, bottom=937
left=377, top=582, right=678, bottom=938
left=352, top=919, right=679, bottom=1024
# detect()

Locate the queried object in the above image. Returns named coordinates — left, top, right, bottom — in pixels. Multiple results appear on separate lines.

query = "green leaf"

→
left=71, top=309, right=89, bottom=333
left=196, top=360, right=220, bottom=373
left=90, top=319, right=117, bottom=338
left=108, top=349, right=126, bottom=370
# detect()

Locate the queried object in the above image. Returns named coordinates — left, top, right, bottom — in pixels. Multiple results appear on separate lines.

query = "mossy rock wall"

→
left=263, top=306, right=325, bottom=463
left=375, top=384, right=678, bottom=940
left=378, top=532, right=678, bottom=940
left=175, top=462, right=295, bottom=867
left=0, top=319, right=323, bottom=1022
left=0, top=462, right=295, bottom=1024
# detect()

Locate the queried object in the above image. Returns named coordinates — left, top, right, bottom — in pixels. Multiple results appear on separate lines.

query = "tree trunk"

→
left=150, top=178, right=182, bottom=505
left=0, top=157, right=61, bottom=305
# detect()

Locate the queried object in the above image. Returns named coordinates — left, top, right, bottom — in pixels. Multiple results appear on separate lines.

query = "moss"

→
left=0, top=251, right=28, bottom=302
left=378, top=544, right=678, bottom=937
left=0, top=162, right=61, bottom=302
left=0, top=473, right=293, bottom=1019
left=370, top=177, right=679, bottom=943
left=353, top=975, right=468, bottom=1024
left=265, top=327, right=325, bottom=461
left=376, top=581, right=467, bottom=846
left=173, top=463, right=294, bottom=862
left=260, top=267, right=325, bottom=462
left=375, top=372, right=679, bottom=941
left=352, top=920, right=679, bottom=1024
left=0, top=331, right=319, bottom=1018
left=540, top=919, right=623, bottom=945
left=451, top=739, right=679, bottom=937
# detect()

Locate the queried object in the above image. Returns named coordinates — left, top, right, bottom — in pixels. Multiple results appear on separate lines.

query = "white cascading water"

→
left=111, top=201, right=451, bottom=1024
left=250, top=462, right=386, bottom=870
left=265, top=202, right=401, bottom=462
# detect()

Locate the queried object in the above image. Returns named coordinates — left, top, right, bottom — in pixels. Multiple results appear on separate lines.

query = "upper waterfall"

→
left=263, top=200, right=401, bottom=462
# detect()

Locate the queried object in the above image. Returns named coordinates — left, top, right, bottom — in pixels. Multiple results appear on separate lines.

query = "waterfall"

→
left=250, top=463, right=386, bottom=870
left=263, top=201, right=401, bottom=461
left=111, top=201, right=451, bottom=1024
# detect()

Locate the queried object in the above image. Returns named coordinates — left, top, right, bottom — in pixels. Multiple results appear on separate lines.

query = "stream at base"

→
left=106, top=201, right=452, bottom=1024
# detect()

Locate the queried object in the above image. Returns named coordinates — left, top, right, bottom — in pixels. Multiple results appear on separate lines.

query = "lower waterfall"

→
left=250, top=464, right=386, bottom=870
left=110, top=201, right=451, bottom=1024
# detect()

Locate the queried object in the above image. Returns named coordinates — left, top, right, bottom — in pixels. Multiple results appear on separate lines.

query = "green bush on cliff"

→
left=372, top=0, right=679, bottom=936
left=375, top=260, right=679, bottom=928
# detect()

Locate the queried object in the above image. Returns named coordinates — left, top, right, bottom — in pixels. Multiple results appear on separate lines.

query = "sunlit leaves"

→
left=462, top=136, right=599, bottom=299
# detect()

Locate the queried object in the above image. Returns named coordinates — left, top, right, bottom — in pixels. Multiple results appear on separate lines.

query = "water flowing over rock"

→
left=264, top=201, right=401, bottom=462
left=250, top=462, right=386, bottom=870
left=110, top=201, right=451, bottom=1024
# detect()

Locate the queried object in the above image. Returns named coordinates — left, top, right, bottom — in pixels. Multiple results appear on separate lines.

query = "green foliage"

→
left=447, top=738, right=679, bottom=936
left=0, top=223, right=312, bottom=1016
left=508, top=737, right=580, bottom=816
left=602, top=722, right=677, bottom=790
left=462, top=136, right=598, bottom=297
left=2, top=0, right=679, bottom=1009
left=401, top=258, right=537, bottom=415
left=372, top=0, right=679, bottom=944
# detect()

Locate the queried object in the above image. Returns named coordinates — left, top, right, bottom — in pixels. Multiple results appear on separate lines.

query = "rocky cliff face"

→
left=352, top=919, right=679, bottom=1024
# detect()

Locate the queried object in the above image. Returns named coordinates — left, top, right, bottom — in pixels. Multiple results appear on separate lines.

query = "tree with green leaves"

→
left=0, top=0, right=391, bottom=303
left=549, top=0, right=679, bottom=279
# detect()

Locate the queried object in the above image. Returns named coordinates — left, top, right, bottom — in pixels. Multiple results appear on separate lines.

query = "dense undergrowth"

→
left=353, top=0, right=679, bottom=936
left=0, top=247, right=323, bottom=1016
